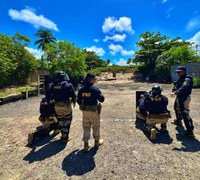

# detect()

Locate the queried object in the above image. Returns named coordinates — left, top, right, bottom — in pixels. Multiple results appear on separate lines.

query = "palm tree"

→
left=126, top=58, right=132, bottom=65
left=107, top=59, right=111, bottom=66
left=34, top=29, right=56, bottom=51
left=34, top=29, right=56, bottom=88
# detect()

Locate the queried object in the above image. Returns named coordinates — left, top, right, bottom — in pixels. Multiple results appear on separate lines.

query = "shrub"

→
left=193, top=78, right=200, bottom=88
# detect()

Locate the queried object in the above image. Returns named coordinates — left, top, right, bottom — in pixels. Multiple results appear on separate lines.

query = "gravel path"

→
left=0, top=81, right=200, bottom=180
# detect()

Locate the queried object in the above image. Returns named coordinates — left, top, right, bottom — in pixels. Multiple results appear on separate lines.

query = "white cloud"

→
left=162, top=0, right=168, bottom=4
left=186, top=17, right=200, bottom=31
left=166, top=7, right=174, bottom=18
left=108, top=44, right=123, bottom=55
left=8, top=8, right=59, bottom=31
left=103, top=34, right=127, bottom=42
left=25, top=47, right=42, bottom=59
left=108, top=44, right=134, bottom=56
left=85, top=46, right=106, bottom=56
left=188, top=31, right=200, bottom=44
left=94, top=39, right=100, bottom=43
left=121, top=49, right=135, bottom=56
left=102, top=17, right=134, bottom=34
left=115, top=58, right=128, bottom=66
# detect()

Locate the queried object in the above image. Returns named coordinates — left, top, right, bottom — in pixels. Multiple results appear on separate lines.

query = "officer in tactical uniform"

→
left=171, top=66, right=194, bottom=138
left=136, top=85, right=171, bottom=140
left=46, top=71, right=76, bottom=143
left=77, top=73, right=105, bottom=151
left=28, top=98, right=59, bottom=145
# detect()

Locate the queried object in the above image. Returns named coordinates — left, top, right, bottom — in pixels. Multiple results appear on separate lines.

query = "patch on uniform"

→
left=54, top=86, right=61, bottom=89
left=82, top=93, right=91, bottom=97
left=151, top=97, right=162, bottom=101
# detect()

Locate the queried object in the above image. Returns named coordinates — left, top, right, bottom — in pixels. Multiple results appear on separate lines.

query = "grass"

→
left=0, top=86, right=36, bottom=98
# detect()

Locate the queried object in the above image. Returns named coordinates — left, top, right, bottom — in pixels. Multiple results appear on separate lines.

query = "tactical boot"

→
left=160, top=125, right=167, bottom=132
left=28, top=133, right=34, bottom=145
left=83, top=142, right=90, bottom=152
left=150, top=128, right=157, bottom=140
left=171, top=119, right=182, bottom=126
left=94, top=139, right=104, bottom=147
left=61, top=136, right=71, bottom=144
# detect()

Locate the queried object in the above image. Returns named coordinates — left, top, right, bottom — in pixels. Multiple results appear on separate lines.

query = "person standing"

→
left=171, top=66, right=194, bottom=138
left=46, top=71, right=76, bottom=143
left=77, top=73, right=105, bottom=151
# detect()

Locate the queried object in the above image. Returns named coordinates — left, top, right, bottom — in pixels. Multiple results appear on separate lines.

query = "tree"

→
left=107, top=59, right=111, bottom=66
left=135, top=32, right=188, bottom=79
left=34, top=29, right=56, bottom=51
left=83, top=50, right=107, bottom=71
left=155, top=45, right=195, bottom=82
left=45, top=41, right=87, bottom=77
left=34, top=29, right=56, bottom=80
left=126, top=58, right=132, bottom=64
left=0, top=33, right=38, bottom=87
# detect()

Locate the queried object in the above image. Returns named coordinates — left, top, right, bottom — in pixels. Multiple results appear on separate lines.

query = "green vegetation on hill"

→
left=89, top=65, right=136, bottom=75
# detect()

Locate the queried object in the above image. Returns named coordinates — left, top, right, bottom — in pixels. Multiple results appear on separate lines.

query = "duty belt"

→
left=81, top=105, right=98, bottom=111
left=55, top=100, right=71, bottom=106
left=148, top=113, right=171, bottom=119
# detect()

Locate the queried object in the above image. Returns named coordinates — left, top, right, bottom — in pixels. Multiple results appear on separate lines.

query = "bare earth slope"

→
left=0, top=81, right=200, bottom=180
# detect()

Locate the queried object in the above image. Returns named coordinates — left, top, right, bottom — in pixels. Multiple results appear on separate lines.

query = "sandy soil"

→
left=0, top=81, right=200, bottom=180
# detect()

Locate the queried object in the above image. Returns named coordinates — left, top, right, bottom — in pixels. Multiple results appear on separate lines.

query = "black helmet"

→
left=151, top=85, right=162, bottom=96
left=55, top=71, right=66, bottom=81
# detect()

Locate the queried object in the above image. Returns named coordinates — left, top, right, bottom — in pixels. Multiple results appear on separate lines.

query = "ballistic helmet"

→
left=55, top=71, right=66, bottom=81
left=151, top=85, right=162, bottom=96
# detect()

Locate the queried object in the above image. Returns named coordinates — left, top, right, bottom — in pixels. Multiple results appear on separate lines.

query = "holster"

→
left=79, top=105, right=85, bottom=111
left=97, top=103, right=102, bottom=114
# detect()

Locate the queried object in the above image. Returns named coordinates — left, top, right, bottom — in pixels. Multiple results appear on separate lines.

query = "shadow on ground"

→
left=135, top=118, right=173, bottom=144
left=62, top=148, right=98, bottom=176
left=23, top=139, right=66, bottom=163
left=172, top=126, right=200, bottom=152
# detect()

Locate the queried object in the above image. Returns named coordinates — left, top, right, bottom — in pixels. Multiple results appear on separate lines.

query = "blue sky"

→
left=0, top=0, right=200, bottom=65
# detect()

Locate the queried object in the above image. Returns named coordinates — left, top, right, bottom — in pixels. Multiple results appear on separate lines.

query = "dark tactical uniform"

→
left=46, top=72, right=76, bottom=142
left=77, top=80, right=105, bottom=143
left=137, top=91, right=170, bottom=131
left=28, top=98, right=59, bottom=145
left=172, top=74, right=194, bottom=135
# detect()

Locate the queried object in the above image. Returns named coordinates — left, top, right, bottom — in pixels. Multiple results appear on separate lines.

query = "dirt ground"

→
left=0, top=80, right=200, bottom=180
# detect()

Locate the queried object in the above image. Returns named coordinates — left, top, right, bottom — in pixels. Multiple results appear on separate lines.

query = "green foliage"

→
left=155, top=45, right=196, bottom=82
left=106, top=59, right=111, bottom=65
left=83, top=50, right=107, bottom=71
left=134, top=32, right=189, bottom=80
left=127, top=58, right=132, bottom=64
left=34, top=29, right=56, bottom=51
left=193, top=78, right=200, bottom=88
left=45, top=41, right=87, bottom=77
left=0, top=33, right=38, bottom=87
left=89, top=65, right=136, bottom=75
